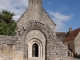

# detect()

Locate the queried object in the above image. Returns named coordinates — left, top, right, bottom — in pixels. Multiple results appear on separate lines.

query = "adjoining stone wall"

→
left=0, top=35, right=25, bottom=60
left=74, top=32, right=80, bottom=55
left=47, top=36, right=68, bottom=60
left=64, top=40, right=75, bottom=53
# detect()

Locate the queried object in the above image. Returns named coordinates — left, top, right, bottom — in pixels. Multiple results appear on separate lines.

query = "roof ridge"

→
left=71, top=28, right=80, bottom=32
left=64, top=28, right=80, bottom=42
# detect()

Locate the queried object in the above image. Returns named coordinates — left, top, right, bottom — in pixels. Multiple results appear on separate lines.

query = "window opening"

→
left=32, top=43, right=38, bottom=57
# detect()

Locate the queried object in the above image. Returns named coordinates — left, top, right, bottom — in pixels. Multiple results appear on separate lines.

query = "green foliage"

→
left=0, top=10, right=17, bottom=36
left=0, top=10, right=15, bottom=23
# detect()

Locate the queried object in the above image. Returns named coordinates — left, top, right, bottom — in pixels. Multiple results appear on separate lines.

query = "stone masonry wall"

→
left=0, top=0, right=70, bottom=60
left=0, top=35, right=25, bottom=60
left=17, top=20, right=68, bottom=60
left=74, top=32, right=80, bottom=55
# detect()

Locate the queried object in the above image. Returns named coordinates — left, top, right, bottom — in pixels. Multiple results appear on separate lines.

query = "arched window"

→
left=32, top=43, right=38, bottom=57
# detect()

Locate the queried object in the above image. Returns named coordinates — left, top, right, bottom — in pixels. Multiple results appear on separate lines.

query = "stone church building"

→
left=0, top=0, right=75, bottom=60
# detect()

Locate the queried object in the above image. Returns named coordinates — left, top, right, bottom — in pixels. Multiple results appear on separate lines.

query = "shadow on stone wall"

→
left=74, top=54, right=80, bottom=59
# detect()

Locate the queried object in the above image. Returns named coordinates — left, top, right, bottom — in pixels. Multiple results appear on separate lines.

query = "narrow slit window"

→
left=32, top=0, right=33, bottom=4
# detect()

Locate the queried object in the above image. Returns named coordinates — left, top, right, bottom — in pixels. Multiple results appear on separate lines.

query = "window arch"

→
left=32, top=43, right=38, bottom=57
left=27, top=30, right=46, bottom=59
left=28, top=38, right=43, bottom=58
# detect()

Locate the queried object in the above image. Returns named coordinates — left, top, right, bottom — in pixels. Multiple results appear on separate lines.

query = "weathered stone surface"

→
left=0, top=0, right=74, bottom=60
